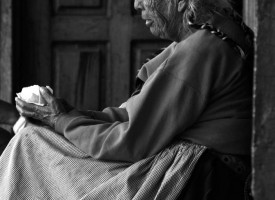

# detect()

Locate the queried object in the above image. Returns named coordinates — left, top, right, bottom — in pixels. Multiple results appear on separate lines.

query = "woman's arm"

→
left=55, top=72, right=205, bottom=162
left=54, top=98, right=129, bottom=123
left=77, top=107, right=129, bottom=123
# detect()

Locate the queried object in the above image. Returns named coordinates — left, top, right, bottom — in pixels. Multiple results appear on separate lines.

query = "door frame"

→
left=0, top=0, right=13, bottom=103
left=244, top=0, right=275, bottom=199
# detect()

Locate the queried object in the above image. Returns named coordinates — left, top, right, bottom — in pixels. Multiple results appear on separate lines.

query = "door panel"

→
left=54, top=42, right=107, bottom=110
left=53, top=0, right=107, bottom=15
left=56, top=0, right=102, bottom=8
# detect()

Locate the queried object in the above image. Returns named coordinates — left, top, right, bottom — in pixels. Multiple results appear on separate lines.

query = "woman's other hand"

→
left=15, top=87, right=67, bottom=128
left=0, top=100, right=19, bottom=125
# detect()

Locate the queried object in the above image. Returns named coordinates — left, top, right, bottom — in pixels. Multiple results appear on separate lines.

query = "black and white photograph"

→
left=0, top=0, right=273, bottom=199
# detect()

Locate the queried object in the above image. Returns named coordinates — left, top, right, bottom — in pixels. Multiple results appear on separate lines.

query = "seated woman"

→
left=0, top=0, right=253, bottom=199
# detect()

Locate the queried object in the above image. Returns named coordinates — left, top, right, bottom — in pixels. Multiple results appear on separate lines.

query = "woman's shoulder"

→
left=176, top=29, right=241, bottom=60
left=164, top=29, right=243, bottom=77
left=161, top=29, right=245, bottom=94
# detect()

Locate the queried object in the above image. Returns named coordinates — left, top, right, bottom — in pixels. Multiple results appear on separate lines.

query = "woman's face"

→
left=134, top=0, right=179, bottom=40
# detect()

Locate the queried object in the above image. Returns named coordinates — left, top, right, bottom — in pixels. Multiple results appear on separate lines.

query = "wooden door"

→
left=14, top=0, right=170, bottom=110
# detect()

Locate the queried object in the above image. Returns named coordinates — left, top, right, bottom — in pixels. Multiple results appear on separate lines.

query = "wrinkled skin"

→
left=134, top=0, right=185, bottom=41
left=15, top=87, right=71, bottom=129
left=134, top=0, right=169, bottom=38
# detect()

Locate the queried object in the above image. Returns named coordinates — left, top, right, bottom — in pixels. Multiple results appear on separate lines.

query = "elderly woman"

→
left=0, top=0, right=253, bottom=199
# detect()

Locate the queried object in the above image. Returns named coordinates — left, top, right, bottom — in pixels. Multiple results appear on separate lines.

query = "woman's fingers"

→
left=15, top=103, right=35, bottom=118
left=15, top=97, right=44, bottom=117
left=16, top=104, right=36, bottom=118
left=40, top=87, right=54, bottom=104
left=15, top=88, right=66, bottom=128
left=15, top=97, right=31, bottom=111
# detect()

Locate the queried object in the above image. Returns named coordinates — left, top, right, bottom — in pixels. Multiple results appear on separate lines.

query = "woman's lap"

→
left=0, top=126, right=206, bottom=200
left=1, top=126, right=250, bottom=200
left=0, top=126, right=251, bottom=200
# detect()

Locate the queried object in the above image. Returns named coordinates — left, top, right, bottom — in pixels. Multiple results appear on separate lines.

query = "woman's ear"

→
left=178, top=0, right=187, bottom=12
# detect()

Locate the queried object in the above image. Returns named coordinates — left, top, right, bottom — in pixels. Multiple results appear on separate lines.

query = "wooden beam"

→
left=0, top=0, right=12, bottom=102
left=243, top=0, right=257, bottom=32
left=252, top=0, right=275, bottom=199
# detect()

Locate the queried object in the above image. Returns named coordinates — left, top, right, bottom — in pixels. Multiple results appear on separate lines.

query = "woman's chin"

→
left=149, top=28, right=166, bottom=39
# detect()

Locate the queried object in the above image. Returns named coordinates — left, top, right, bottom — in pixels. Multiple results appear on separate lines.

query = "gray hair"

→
left=151, top=0, right=233, bottom=40
left=183, top=0, right=233, bottom=24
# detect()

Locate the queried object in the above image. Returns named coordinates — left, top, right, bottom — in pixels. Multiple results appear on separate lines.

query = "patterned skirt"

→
left=0, top=125, right=206, bottom=200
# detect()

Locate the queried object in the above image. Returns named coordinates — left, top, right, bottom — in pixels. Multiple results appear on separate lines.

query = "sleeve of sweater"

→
left=76, top=107, right=129, bottom=123
left=54, top=30, right=240, bottom=162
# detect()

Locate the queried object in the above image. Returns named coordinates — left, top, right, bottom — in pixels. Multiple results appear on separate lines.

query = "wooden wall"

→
left=250, top=0, right=275, bottom=199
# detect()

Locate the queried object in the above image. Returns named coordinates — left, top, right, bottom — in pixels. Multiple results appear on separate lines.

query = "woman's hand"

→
left=0, top=100, right=19, bottom=125
left=15, top=87, right=67, bottom=128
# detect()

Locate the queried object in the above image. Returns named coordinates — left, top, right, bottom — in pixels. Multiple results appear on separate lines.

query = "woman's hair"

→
left=182, top=0, right=233, bottom=24
left=151, top=0, right=233, bottom=39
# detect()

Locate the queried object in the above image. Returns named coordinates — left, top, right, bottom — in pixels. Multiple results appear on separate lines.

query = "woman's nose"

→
left=134, top=0, right=144, bottom=10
